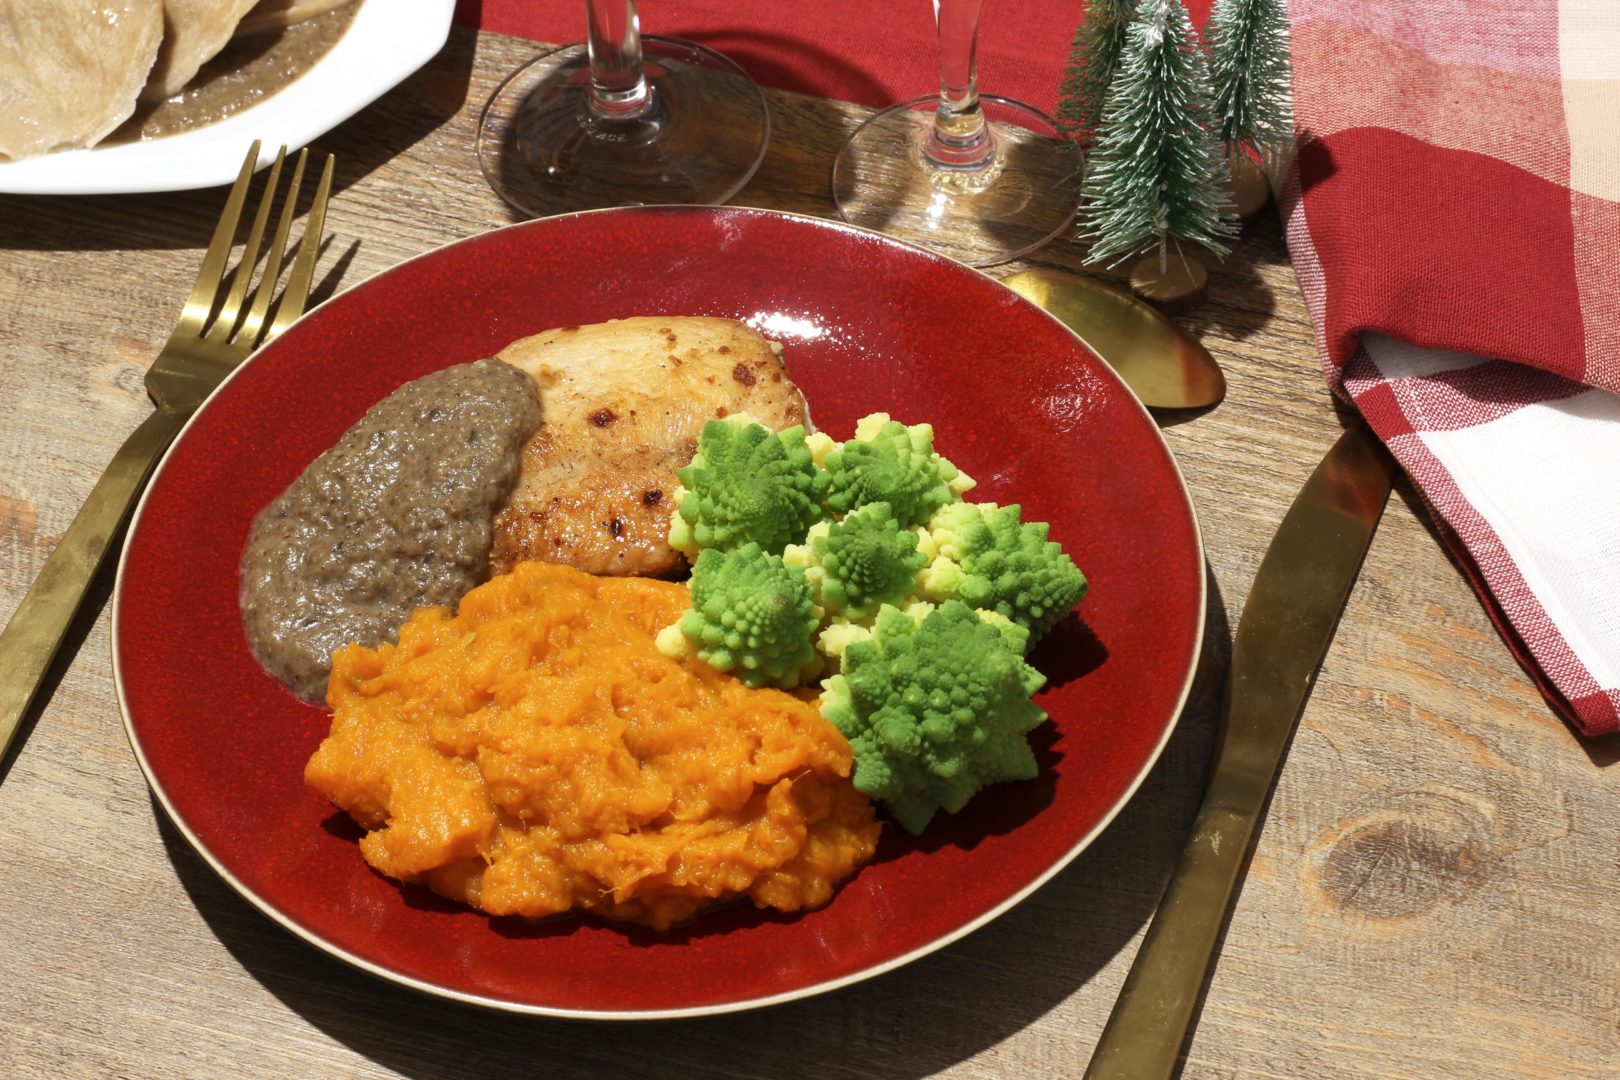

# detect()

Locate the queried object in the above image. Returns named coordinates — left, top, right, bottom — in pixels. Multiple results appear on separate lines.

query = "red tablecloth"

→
left=456, top=1, right=1213, bottom=114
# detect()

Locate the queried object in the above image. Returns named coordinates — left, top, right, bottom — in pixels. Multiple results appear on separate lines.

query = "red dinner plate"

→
left=115, top=205, right=1204, bottom=1018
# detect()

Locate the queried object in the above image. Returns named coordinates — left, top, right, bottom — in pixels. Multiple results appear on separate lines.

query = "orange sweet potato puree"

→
left=305, top=561, right=879, bottom=931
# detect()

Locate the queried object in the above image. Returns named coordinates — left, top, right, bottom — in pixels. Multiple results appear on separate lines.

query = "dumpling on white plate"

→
left=0, top=0, right=165, bottom=159
left=141, top=0, right=260, bottom=101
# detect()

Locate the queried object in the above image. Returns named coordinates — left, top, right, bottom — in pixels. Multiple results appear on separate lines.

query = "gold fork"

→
left=0, top=142, right=334, bottom=769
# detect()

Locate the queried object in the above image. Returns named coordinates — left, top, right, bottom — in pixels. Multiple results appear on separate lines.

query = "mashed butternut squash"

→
left=305, top=561, right=879, bottom=931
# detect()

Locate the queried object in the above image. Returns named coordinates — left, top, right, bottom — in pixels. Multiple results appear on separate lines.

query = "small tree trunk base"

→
left=1129, top=253, right=1208, bottom=315
left=1226, top=150, right=1271, bottom=219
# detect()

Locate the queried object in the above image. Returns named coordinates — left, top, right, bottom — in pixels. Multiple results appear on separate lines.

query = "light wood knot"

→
left=1307, top=790, right=1498, bottom=921
left=1, top=494, right=40, bottom=550
left=114, top=364, right=145, bottom=397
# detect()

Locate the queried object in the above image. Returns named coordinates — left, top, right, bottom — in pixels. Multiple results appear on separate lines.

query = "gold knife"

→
left=1084, top=424, right=1395, bottom=1080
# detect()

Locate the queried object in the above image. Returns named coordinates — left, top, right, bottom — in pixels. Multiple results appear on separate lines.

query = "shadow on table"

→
left=0, top=25, right=479, bottom=254
left=1175, top=213, right=1285, bottom=348
left=154, top=567, right=1233, bottom=1080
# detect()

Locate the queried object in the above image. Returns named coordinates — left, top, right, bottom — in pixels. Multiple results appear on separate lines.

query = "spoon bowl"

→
left=1001, top=269, right=1226, bottom=411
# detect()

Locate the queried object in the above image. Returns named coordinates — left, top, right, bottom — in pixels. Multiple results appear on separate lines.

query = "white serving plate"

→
left=0, top=0, right=454, bottom=195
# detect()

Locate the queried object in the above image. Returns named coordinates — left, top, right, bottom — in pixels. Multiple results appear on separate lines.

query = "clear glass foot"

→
left=478, top=35, right=770, bottom=218
left=833, top=94, right=1081, bottom=267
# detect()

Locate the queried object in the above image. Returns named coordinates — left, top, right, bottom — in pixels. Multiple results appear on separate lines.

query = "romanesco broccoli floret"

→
left=819, top=601, right=1047, bottom=833
left=804, top=430, right=838, bottom=468
left=974, top=608, right=1032, bottom=655
left=916, top=501, right=1087, bottom=647
left=816, top=616, right=872, bottom=662
left=667, top=415, right=830, bottom=557
left=655, top=544, right=823, bottom=689
left=782, top=502, right=927, bottom=619
left=822, top=413, right=975, bottom=528
left=815, top=597, right=938, bottom=663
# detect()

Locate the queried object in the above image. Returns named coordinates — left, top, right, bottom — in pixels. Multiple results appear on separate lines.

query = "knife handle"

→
left=1083, top=766, right=1262, bottom=1080
left=1084, top=426, right=1393, bottom=1078
left=0, top=408, right=183, bottom=769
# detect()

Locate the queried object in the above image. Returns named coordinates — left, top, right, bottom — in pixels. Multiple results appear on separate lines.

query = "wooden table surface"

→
left=4, top=28, right=1617, bottom=1080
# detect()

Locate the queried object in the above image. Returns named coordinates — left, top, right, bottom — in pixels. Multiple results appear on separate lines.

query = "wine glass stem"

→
left=585, top=0, right=652, bottom=119
left=928, top=0, right=993, bottom=171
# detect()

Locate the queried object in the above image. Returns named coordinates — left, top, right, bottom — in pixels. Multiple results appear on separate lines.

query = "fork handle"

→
left=0, top=408, right=185, bottom=769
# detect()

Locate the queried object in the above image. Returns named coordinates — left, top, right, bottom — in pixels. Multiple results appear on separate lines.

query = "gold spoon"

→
left=1001, top=269, right=1226, bottom=411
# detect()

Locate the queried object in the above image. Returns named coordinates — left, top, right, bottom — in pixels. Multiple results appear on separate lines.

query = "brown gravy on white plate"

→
left=108, top=1, right=360, bottom=143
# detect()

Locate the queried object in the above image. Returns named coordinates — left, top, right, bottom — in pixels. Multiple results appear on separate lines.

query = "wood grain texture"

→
left=3, top=27, right=1617, bottom=1080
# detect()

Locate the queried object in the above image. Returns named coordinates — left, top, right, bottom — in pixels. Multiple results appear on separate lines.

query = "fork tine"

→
left=205, top=146, right=285, bottom=344
left=181, top=140, right=261, bottom=328
left=237, top=147, right=308, bottom=345
left=267, top=153, right=334, bottom=341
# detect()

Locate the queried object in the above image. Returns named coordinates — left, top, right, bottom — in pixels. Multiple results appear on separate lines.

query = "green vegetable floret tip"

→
left=917, top=501, right=1088, bottom=647
left=667, top=414, right=829, bottom=557
left=820, top=601, right=1048, bottom=834
left=823, top=413, right=976, bottom=528
left=655, top=544, right=823, bottom=689
left=817, top=600, right=1031, bottom=665
left=782, top=502, right=927, bottom=620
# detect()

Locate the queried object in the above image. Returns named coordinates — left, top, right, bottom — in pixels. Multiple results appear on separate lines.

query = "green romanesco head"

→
left=973, top=608, right=1033, bottom=656
left=823, top=413, right=975, bottom=528
left=667, top=415, right=830, bottom=557
left=785, top=502, right=927, bottom=620
left=917, top=501, right=1088, bottom=646
left=819, top=601, right=1048, bottom=833
left=659, top=544, right=823, bottom=689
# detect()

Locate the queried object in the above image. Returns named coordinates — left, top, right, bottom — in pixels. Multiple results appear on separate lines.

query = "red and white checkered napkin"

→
left=1283, top=0, right=1620, bottom=734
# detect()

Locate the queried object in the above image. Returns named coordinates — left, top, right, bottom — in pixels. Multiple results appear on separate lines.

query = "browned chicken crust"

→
left=490, top=317, right=808, bottom=578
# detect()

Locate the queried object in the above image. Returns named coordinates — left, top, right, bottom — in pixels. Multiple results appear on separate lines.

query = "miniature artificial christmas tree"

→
left=1208, top=0, right=1293, bottom=216
left=1055, top=0, right=1135, bottom=146
left=1081, top=0, right=1236, bottom=310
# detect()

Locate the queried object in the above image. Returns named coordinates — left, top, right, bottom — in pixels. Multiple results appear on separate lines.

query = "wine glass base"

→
left=832, top=95, right=1082, bottom=267
left=478, top=36, right=770, bottom=218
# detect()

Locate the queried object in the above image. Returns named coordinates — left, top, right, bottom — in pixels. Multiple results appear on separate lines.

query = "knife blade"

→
left=1083, top=424, right=1396, bottom=1080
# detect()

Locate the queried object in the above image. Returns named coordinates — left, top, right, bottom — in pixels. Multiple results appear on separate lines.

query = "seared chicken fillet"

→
left=492, top=317, right=808, bottom=577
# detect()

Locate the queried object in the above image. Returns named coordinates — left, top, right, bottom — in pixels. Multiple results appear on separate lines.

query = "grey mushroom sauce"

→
left=239, top=358, right=542, bottom=702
